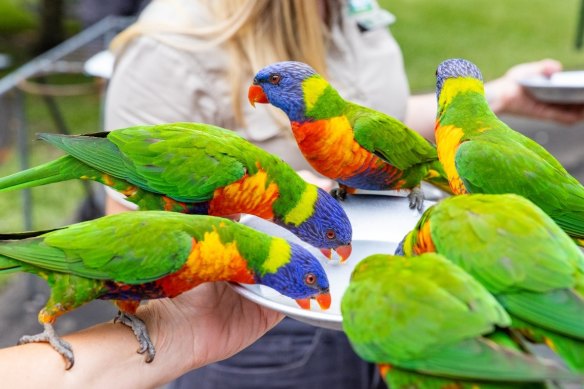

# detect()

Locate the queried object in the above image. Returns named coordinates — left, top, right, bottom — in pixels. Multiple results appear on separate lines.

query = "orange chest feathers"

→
left=291, top=117, right=384, bottom=180
left=158, top=231, right=255, bottom=297
left=208, top=168, right=280, bottom=219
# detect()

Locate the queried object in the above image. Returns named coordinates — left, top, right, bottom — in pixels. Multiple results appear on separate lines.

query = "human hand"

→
left=486, top=59, right=584, bottom=124
left=138, top=282, right=284, bottom=379
left=0, top=282, right=283, bottom=388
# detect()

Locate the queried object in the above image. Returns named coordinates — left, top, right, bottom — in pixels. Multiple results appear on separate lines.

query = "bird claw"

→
left=330, top=187, right=347, bottom=201
left=115, top=311, right=156, bottom=363
left=18, top=323, right=74, bottom=369
left=408, top=187, right=425, bottom=212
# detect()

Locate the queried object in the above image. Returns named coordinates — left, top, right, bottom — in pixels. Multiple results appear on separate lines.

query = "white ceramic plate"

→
left=231, top=194, right=433, bottom=331
left=520, top=71, right=584, bottom=104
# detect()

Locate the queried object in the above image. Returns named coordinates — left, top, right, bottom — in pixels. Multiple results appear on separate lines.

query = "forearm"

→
left=405, top=93, right=437, bottom=141
left=0, top=310, right=192, bottom=389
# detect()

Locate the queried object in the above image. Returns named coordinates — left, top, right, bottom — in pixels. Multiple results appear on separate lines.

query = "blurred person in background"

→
left=104, top=0, right=584, bottom=387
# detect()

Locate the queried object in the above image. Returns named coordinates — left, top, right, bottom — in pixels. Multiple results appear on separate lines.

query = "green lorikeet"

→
left=248, top=61, right=449, bottom=210
left=341, top=253, right=578, bottom=388
left=397, top=194, right=584, bottom=373
left=435, top=58, right=584, bottom=246
left=0, top=211, right=331, bottom=369
left=0, top=122, right=352, bottom=261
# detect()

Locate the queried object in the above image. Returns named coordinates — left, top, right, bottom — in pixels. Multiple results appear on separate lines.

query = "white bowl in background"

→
left=520, top=71, right=584, bottom=104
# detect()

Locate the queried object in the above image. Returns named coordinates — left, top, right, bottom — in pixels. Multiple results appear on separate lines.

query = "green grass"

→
left=0, top=92, right=101, bottom=232
left=380, top=0, right=584, bottom=91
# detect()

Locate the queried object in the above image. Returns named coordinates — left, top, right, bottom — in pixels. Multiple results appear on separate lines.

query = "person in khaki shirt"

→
left=1, top=1, right=581, bottom=388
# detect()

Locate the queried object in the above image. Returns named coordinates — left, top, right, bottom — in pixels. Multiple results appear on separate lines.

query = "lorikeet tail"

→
left=0, top=155, right=100, bottom=192
left=0, top=230, right=59, bottom=274
left=0, top=256, right=21, bottom=274
left=422, top=159, right=453, bottom=195
left=497, top=290, right=584, bottom=340
left=381, top=364, right=547, bottom=389
left=398, top=338, right=579, bottom=383
left=511, top=315, right=584, bottom=374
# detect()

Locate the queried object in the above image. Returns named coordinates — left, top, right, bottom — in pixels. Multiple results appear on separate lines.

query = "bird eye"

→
left=304, top=273, right=317, bottom=286
left=326, top=229, right=336, bottom=240
left=269, top=74, right=281, bottom=85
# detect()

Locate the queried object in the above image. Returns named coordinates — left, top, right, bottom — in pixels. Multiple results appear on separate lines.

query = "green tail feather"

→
left=497, top=290, right=584, bottom=340
left=511, top=316, right=584, bottom=374
left=383, top=366, right=547, bottom=389
left=0, top=229, right=59, bottom=274
left=0, top=155, right=101, bottom=192
left=545, top=332, right=584, bottom=374
left=0, top=256, right=22, bottom=273
left=399, top=338, right=579, bottom=383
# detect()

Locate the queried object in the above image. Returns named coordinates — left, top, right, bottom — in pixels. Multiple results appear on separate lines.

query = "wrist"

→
left=136, top=300, right=200, bottom=382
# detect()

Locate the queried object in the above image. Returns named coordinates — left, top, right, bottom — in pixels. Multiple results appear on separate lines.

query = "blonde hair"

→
left=111, top=0, right=335, bottom=126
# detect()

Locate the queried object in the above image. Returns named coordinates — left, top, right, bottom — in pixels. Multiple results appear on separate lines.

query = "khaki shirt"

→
left=105, top=0, right=410, bottom=171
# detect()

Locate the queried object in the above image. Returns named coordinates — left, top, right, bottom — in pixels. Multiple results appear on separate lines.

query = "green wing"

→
left=455, top=130, right=584, bottom=238
left=41, top=122, right=250, bottom=202
left=0, top=212, right=197, bottom=284
left=429, top=194, right=584, bottom=294
left=342, top=253, right=509, bottom=364
left=346, top=103, right=439, bottom=170
left=384, top=364, right=546, bottom=389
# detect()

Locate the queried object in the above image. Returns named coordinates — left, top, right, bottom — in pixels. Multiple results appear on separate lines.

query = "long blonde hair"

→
left=111, top=0, right=336, bottom=126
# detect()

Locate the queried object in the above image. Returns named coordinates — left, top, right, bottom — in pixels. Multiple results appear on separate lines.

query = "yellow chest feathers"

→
left=435, top=125, right=467, bottom=195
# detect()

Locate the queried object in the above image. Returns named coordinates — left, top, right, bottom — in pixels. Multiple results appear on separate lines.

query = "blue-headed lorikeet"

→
left=0, top=211, right=331, bottom=368
left=248, top=61, right=449, bottom=210
left=0, top=122, right=352, bottom=261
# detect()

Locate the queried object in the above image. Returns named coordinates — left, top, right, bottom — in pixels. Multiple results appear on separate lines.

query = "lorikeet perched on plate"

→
left=435, top=58, right=584, bottom=246
left=248, top=61, right=449, bottom=211
left=397, top=194, right=584, bottom=373
left=0, top=211, right=331, bottom=369
left=341, top=253, right=579, bottom=388
left=0, top=123, right=352, bottom=261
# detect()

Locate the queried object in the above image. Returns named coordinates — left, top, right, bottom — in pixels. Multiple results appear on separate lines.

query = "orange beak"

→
left=316, top=292, right=331, bottom=310
left=295, top=298, right=311, bottom=310
left=248, top=84, right=268, bottom=107
left=335, top=244, right=352, bottom=263
left=295, top=291, right=331, bottom=310
left=320, top=244, right=352, bottom=263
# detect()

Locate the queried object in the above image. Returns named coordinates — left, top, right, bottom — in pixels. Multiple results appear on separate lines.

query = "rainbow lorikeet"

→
left=397, top=194, right=584, bottom=373
left=0, top=211, right=331, bottom=369
left=435, top=58, right=584, bottom=246
left=248, top=61, right=450, bottom=211
left=341, top=253, right=578, bottom=388
left=0, top=122, right=352, bottom=261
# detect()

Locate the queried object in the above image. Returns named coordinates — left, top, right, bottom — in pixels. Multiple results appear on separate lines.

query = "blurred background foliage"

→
left=0, top=0, right=583, bottom=232
left=381, top=0, right=584, bottom=91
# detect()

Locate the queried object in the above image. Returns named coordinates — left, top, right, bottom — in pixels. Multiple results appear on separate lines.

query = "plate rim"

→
left=228, top=282, right=343, bottom=325
left=520, top=72, right=584, bottom=89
